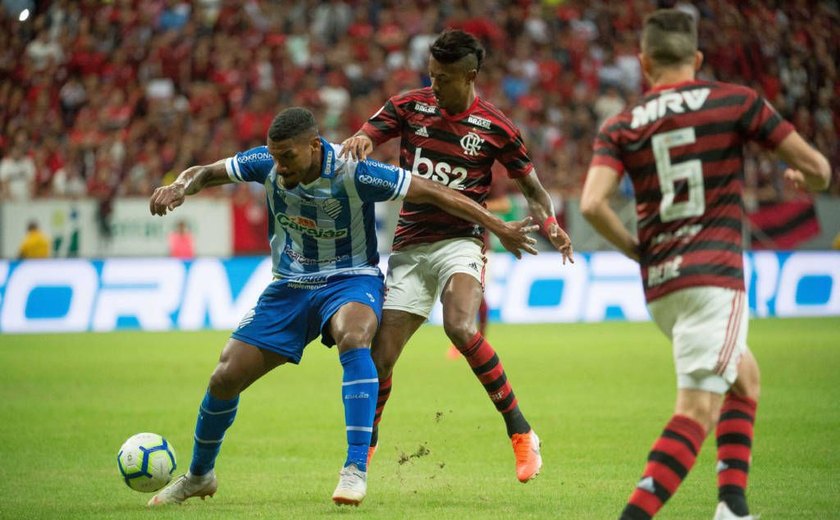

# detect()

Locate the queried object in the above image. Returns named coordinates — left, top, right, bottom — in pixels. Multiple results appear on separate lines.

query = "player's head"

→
left=639, top=9, right=702, bottom=83
left=267, top=107, right=321, bottom=188
left=428, top=30, right=484, bottom=114
left=27, top=220, right=38, bottom=232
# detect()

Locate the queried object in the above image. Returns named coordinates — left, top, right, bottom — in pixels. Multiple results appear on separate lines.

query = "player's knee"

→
left=335, top=330, right=375, bottom=354
left=731, top=378, right=761, bottom=403
left=731, top=357, right=761, bottom=402
left=208, top=364, right=243, bottom=400
left=371, top=347, right=396, bottom=378
left=443, top=319, right=477, bottom=348
left=677, top=400, right=716, bottom=434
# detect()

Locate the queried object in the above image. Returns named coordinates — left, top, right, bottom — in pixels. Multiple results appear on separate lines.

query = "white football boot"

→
left=147, top=471, right=217, bottom=506
left=713, top=501, right=759, bottom=520
left=331, top=463, right=367, bottom=506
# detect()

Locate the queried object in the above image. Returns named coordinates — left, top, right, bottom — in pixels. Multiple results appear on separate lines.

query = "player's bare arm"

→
left=580, top=165, right=641, bottom=261
left=339, top=132, right=374, bottom=162
left=149, top=159, right=231, bottom=216
left=773, top=131, right=831, bottom=192
left=514, top=171, right=574, bottom=263
left=405, top=176, right=539, bottom=259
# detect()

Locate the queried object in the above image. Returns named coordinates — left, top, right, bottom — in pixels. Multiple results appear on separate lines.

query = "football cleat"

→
left=511, top=429, right=542, bottom=483
left=331, top=463, right=367, bottom=506
left=147, top=471, right=217, bottom=507
left=713, top=502, right=759, bottom=520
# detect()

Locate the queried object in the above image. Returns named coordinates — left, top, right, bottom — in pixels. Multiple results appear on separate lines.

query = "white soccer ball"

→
left=117, top=432, right=177, bottom=492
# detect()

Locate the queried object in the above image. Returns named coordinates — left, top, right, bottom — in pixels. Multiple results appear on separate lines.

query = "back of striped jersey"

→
left=592, top=80, right=794, bottom=301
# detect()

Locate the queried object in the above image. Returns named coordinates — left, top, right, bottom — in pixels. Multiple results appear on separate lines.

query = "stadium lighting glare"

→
left=19, top=9, right=30, bottom=22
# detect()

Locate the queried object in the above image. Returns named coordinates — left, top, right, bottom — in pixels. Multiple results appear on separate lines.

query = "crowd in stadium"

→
left=1, top=0, right=838, bottom=209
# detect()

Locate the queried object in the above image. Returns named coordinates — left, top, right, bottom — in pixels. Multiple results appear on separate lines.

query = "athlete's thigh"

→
left=373, top=309, right=426, bottom=358
left=440, top=273, right=483, bottom=325
left=326, top=302, right=379, bottom=353
left=215, top=337, right=290, bottom=393
left=431, top=237, right=485, bottom=322
left=649, top=286, right=748, bottom=393
left=430, top=237, right=486, bottom=293
left=383, top=245, right=437, bottom=318
left=230, top=280, right=316, bottom=365
left=316, top=274, right=384, bottom=350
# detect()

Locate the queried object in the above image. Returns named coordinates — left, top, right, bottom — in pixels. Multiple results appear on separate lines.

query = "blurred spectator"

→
left=17, top=220, right=49, bottom=259
left=25, top=29, right=63, bottom=71
left=0, top=0, right=836, bottom=215
left=168, top=219, right=195, bottom=259
left=0, top=141, right=36, bottom=201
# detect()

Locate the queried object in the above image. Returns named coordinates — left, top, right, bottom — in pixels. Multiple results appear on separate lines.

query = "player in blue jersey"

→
left=146, top=107, right=539, bottom=507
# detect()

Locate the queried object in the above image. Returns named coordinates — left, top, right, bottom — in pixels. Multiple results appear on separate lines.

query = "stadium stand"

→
left=1, top=1, right=837, bottom=237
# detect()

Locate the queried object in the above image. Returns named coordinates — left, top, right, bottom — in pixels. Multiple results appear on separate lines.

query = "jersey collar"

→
left=440, top=95, right=480, bottom=121
left=318, top=137, right=336, bottom=179
left=648, top=79, right=702, bottom=93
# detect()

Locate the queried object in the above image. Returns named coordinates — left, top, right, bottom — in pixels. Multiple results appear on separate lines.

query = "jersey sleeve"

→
left=738, top=89, right=795, bottom=150
left=360, top=98, right=403, bottom=145
left=351, top=159, right=412, bottom=202
left=225, top=146, right=274, bottom=183
left=497, top=126, right=534, bottom=179
left=589, top=118, right=625, bottom=175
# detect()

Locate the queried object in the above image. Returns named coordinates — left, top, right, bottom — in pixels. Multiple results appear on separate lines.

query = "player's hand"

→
left=546, top=221, right=575, bottom=264
left=339, top=134, right=374, bottom=161
left=149, top=183, right=186, bottom=216
left=499, top=216, right=540, bottom=259
left=784, top=168, right=807, bottom=190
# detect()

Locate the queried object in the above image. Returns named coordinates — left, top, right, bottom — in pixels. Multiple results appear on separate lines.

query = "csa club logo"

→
left=460, top=132, right=484, bottom=156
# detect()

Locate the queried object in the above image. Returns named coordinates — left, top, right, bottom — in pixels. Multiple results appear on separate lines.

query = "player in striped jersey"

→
left=146, top=107, right=539, bottom=508
left=581, top=10, right=830, bottom=520
left=341, top=29, right=574, bottom=483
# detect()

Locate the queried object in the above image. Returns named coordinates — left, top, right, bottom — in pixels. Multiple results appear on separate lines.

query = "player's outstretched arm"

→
left=774, top=131, right=831, bottom=192
left=339, top=132, right=375, bottom=162
left=580, top=165, right=641, bottom=261
left=515, top=171, right=574, bottom=264
left=405, top=176, right=539, bottom=259
left=149, top=159, right=231, bottom=216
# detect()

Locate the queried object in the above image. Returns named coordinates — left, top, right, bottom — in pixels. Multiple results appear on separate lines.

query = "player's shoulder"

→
left=706, top=79, right=757, bottom=97
left=326, top=140, right=354, bottom=176
left=474, top=97, right=521, bottom=136
left=235, top=145, right=271, bottom=159
left=390, top=87, right=434, bottom=107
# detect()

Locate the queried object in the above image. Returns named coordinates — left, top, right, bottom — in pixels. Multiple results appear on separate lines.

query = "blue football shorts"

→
left=230, top=274, right=384, bottom=364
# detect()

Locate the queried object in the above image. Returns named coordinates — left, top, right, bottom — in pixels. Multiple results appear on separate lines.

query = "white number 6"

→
left=652, top=128, right=705, bottom=222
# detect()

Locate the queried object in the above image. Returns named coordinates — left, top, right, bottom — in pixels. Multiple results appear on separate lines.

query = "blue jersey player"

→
left=146, top=107, right=539, bottom=507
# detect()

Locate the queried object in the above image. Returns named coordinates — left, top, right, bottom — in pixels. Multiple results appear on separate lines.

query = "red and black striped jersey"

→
left=591, top=79, right=794, bottom=301
left=361, top=87, right=533, bottom=250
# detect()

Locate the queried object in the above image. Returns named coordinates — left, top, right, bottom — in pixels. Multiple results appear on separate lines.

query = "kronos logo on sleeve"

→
left=358, top=174, right=397, bottom=189
left=238, top=151, right=273, bottom=163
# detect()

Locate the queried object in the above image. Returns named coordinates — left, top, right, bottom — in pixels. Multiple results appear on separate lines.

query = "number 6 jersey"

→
left=361, top=87, right=533, bottom=251
left=591, top=80, right=794, bottom=301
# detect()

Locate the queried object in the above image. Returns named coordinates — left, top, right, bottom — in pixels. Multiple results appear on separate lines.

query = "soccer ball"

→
left=117, top=432, right=177, bottom=492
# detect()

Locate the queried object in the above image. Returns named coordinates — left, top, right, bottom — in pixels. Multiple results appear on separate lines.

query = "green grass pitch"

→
left=1, top=318, right=838, bottom=519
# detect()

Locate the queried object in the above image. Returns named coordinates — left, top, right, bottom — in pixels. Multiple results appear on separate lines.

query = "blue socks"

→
left=190, top=391, right=239, bottom=476
left=339, top=348, right=379, bottom=472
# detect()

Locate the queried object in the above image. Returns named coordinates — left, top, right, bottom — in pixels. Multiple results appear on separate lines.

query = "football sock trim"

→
left=190, top=391, right=239, bottom=476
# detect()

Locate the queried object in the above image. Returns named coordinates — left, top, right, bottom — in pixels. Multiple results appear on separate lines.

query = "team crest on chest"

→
left=460, top=132, right=484, bottom=156
left=320, top=198, right=343, bottom=220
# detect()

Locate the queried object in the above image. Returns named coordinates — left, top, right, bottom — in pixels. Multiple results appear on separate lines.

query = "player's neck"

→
left=444, top=89, right=476, bottom=116
left=649, top=66, right=696, bottom=90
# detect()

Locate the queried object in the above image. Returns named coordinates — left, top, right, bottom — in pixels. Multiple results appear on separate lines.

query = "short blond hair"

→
left=641, top=9, right=698, bottom=67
